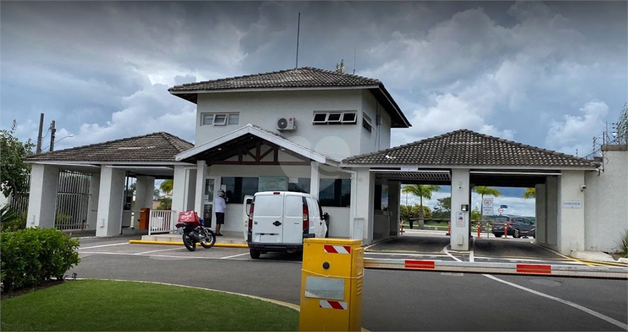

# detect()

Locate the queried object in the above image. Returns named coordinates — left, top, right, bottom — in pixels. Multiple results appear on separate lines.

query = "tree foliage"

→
left=401, top=184, right=440, bottom=219
left=400, top=204, right=432, bottom=221
left=160, top=179, right=173, bottom=196
left=523, top=188, right=536, bottom=199
left=432, top=197, right=451, bottom=219
left=1, top=121, right=35, bottom=198
left=474, top=186, right=501, bottom=219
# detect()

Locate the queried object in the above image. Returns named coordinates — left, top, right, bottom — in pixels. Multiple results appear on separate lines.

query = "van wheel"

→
left=250, top=249, right=261, bottom=259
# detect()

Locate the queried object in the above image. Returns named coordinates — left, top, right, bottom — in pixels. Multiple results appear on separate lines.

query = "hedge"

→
left=1, top=227, right=80, bottom=292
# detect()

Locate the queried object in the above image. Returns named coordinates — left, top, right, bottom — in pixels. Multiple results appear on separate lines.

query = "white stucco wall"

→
left=557, top=171, right=586, bottom=254
left=584, top=148, right=628, bottom=252
left=96, top=166, right=125, bottom=237
left=87, top=173, right=100, bottom=230
left=195, top=89, right=393, bottom=160
left=360, top=90, right=392, bottom=154
left=535, top=183, right=546, bottom=243
left=27, top=164, right=60, bottom=229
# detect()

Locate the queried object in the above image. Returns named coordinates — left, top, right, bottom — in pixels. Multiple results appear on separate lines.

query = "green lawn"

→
left=1, top=279, right=298, bottom=331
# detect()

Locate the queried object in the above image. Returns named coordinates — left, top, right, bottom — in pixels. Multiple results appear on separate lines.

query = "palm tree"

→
left=160, top=179, right=173, bottom=196
left=474, top=186, right=501, bottom=220
left=522, top=188, right=536, bottom=199
left=402, top=184, right=440, bottom=229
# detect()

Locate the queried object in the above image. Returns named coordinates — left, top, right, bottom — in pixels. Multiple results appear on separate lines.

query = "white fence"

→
left=149, top=210, right=177, bottom=235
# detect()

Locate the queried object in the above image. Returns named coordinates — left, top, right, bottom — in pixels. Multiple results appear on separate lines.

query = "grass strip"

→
left=1, top=279, right=298, bottom=331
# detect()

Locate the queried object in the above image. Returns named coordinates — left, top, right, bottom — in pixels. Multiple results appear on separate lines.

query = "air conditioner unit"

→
left=277, top=117, right=296, bottom=131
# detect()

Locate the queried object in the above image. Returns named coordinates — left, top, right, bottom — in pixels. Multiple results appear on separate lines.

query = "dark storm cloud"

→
left=1, top=1, right=626, bottom=157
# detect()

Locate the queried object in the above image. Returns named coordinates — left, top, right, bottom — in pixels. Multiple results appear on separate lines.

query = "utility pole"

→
left=36, top=113, right=44, bottom=154
left=49, top=120, right=56, bottom=152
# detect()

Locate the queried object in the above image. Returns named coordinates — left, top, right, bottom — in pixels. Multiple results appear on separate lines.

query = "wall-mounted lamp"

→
left=461, top=204, right=469, bottom=211
left=580, top=184, right=586, bottom=192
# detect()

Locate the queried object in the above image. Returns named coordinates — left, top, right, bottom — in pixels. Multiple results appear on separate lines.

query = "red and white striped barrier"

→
left=324, top=245, right=351, bottom=254
left=319, top=300, right=348, bottom=310
left=363, top=258, right=628, bottom=279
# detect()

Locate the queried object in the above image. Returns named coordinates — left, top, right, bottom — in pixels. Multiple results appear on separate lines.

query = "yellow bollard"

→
left=299, top=238, right=364, bottom=331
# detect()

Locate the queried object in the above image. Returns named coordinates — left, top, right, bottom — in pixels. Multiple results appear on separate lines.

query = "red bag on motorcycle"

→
left=177, top=211, right=200, bottom=228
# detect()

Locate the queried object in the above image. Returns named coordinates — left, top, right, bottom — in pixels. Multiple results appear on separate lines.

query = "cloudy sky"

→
left=2, top=1, right=626, bottom=215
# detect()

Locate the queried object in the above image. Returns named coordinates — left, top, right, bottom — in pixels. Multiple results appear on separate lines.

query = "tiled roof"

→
left=343, top=129, right=598, bottom=168
left=168, top=67, right=411, bottom=128
left=25, top=132, right=193, bottom=163
left=168, top=67, right=381, bottom=92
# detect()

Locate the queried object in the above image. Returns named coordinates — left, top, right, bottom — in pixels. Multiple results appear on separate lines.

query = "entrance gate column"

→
left=450, top=169, right=470, bottom=250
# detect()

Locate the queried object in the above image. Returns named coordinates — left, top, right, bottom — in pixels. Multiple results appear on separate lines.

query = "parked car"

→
left=491, top=215, right=535, bottom=238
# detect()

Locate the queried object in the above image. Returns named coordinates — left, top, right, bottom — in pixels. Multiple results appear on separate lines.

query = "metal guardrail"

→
left=364, top=258, right=628, bottom=279
left=148, top=210, right=177, bottom=235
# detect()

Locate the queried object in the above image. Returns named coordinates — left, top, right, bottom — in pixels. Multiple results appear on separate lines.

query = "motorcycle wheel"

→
left=182, top=233, right=196, bottom=251
left=200, top=228, right=216, bottom=249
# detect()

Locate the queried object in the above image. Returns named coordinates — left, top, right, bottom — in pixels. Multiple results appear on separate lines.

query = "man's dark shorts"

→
left=215, top=212, right=225, bottom=224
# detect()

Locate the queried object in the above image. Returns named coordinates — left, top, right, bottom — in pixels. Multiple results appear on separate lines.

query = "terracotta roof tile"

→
left=25, top=132, right=193, bottom=163
left=343, top=129, right=597, bottom=168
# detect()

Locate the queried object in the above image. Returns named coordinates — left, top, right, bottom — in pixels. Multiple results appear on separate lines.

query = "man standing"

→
left=214, top=189, right=227, bottom=236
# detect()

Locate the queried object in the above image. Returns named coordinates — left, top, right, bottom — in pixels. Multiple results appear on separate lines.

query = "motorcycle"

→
left=176, top=211, right=216, bottom=252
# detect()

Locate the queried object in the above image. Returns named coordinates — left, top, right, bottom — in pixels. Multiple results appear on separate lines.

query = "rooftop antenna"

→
left=295, top=12, right=300, bottom=69
left=353, top=47, right=356, bottom=74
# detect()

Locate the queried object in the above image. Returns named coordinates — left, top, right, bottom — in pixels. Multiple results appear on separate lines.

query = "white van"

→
left=246, top=191, right=327, bottom=259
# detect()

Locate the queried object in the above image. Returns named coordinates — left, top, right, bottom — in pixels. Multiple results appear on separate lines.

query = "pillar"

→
left=86, top=172, right=100, bottom=230
left=535, top=183, right=546, bottom=244
left=450, top=169, right=470, bottom=250
left=353, top=169, right=374, bottom=244
left=95, top=166, right=125, bottom=237
left=194, top=160, right=207, bottom=215
left=310, top=161, right=320, bottom=199
left=26, top=164, right=59, bottom=228
left=135, top=175, right=155, bottom=228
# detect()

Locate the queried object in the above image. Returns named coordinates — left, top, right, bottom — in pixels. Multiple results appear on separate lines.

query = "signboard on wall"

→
left=562, top=201, right=582, bottom=209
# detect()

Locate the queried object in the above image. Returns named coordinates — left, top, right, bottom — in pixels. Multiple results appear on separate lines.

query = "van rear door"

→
left=251, top=192, right=284, bottom=244
left=243, top=195, right=253, bottom=241
left=282, top=194, right=304, bottom=244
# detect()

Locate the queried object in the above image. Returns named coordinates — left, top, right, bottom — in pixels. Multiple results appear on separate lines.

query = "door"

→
left=251, top=192, right=284, bottom=243
left=203, top=177, right=219, bottom=228
left=283, top=194, right=304, bottom=244
left=243, top=195, right=253, bottom=240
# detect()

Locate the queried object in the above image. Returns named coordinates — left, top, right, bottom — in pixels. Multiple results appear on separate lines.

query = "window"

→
left=374, top=184, right=388, bottom=211
left=313, top=111, right=357, bottom=125
left=319, top=178, right=351, bottom=207
left=342, top=112, right=357, bottom=124
left=362, top=113, right=373, bottom=133
left=221, top=177, right=258, bottom=204
left=288, top=178, right=311, bottom=193
left=201, top=113, right=239, bottom=126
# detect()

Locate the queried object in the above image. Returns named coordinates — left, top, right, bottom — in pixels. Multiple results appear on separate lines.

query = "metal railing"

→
left=148, top=210, right=177, bottom=235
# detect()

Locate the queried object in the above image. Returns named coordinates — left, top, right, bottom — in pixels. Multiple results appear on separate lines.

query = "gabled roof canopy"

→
left=343, top=129, right=598, bottom=170
left=176, top=124, right=339, bottom=166
left=25, top=132, right=193, bottom=163
left=169, top=67, right=411, bottom=128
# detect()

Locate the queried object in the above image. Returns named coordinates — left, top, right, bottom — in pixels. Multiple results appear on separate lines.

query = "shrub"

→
left=1, top=205, right=26, bottom=232
left=615, top=229, right=628, bottom=258
left=1, top=227, right=80, bottom=292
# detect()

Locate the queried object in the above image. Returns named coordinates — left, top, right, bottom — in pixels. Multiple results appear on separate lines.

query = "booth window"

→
left=319, top=178, right=351, bottom=207
left=221, top=177, right=258, bottom=204
left=374, top=184, right=388, bottom=211
left=288, top=178, right=311, bottom=193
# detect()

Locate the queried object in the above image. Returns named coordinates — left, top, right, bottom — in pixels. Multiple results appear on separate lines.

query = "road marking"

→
left=533, top=243, right=595, bottom=267
left=79, top=243, right=128, bottom=249
left=445, top=245, right=627, bottom=330
left=135, top=248, right=182, bottom=255
left=221, top=252, right=250, bottom=259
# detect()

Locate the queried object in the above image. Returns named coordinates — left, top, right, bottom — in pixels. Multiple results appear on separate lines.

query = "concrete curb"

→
left=128, top=240, right=249, bottom=248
